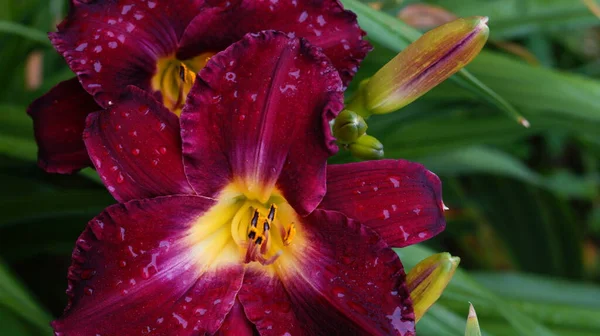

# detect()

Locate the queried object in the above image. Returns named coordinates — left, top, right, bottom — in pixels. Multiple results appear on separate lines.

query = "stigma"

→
left=244, top=204, right=296, bottom=266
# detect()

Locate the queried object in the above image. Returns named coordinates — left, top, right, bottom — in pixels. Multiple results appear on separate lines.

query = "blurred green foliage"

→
left=1, top=0, right=600, bottom=335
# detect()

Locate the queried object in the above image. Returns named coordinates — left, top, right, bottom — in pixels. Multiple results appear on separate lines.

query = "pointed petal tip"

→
left=442, top=202, right=450, bottom=211
left=468, top=303, right=477, bottom=318
left=519, top=117, right=531, bottom=128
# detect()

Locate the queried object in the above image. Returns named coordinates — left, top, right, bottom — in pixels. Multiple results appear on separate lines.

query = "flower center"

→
left=187, top=187, right=303, bottom=270
left=242, top=204, right=297, bottom=266
left=151, top=52, right=215, bottom=116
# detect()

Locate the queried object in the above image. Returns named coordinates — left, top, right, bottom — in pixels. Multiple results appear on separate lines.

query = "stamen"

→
left=283, top=223, right=296, bottom=246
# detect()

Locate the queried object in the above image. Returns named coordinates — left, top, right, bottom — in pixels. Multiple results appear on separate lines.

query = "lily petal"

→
left=215, top=298, right=257, bottom=336
left=84, top=86, right=194, bottom=202
left=51, top=1, right=202, bottom=107
left=52, top=195, right=244, bottom=335
left=27, top=78, right=98, bottom=173
left=238, top=209, right=415, bottom=336
left=178, top=0, right=371, bottom=85
left=320, top=160, right=446, bottom=247
left=181, top=31, right=343, bottom=215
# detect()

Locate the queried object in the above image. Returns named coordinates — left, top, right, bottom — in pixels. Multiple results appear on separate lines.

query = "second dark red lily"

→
left=27, top=0, right=370, bottom=174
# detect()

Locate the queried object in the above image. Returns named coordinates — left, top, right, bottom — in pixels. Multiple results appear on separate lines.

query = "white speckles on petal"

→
left=94, top=45, right=103, bottom=53
left=148, top=1, right=156, bottom=9
left=298, top=11, right=308, bottom=23
left=279, top=84, right=296, bottom=93
left=289, top=69, right=300, bottom=79
left=250, top=94, right=257, bottom=102
left=171, top=313, right=188, bottom=329
left=413, top=208, right=421, bottom=215
left=75, top=43, right=88, bottom=51
left=118, top=34, right=126, bottom=43
left=134, top=12, right=144, bottom=20
left=389, top=177, right=400, bottom=188
left=126, top=23, right=136, bottom=33
left=121, top=4, right=133, bottom=15
left=213, top=299, right=222, bottom=305
left=108, top=41, right=118, bottom=49
left=225, top=72, right=236, bottom=82
left=317, top=15, right=326, bottom=26
left=399, top=226, right=410, bottom=241
left=382, top=209, right=390, bottom=219
left=94, top=61, right=102, bottom=73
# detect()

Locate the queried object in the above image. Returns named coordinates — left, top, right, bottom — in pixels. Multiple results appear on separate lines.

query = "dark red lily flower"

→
left=28, top=0, right=370, bottom=174
left=54, top=32, right=444, bottom=335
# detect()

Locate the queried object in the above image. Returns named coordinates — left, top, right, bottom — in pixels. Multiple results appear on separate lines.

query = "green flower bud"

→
left=333, top=109, right=368, bottom=144
left=349, top=134, right=384, bottom=160
left=465, top=303, right=482, bottom=336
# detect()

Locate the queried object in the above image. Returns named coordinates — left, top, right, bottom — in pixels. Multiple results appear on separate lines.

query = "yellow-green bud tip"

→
left=364, top=16, right=490, bottom=115
left=349, top=134, right=384, bottom=160
left=407, top=252, right=460, bottom=323
left=465, top=303, right=482, bottom=336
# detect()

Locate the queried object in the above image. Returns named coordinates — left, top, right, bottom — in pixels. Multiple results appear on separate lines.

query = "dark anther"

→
left=256, top=237, right=263, bottom=245
left=263, top=221, right=270, bottom=232
left=179, top=65, right=186, bottom=82
left=248, top=231, right=256, bottom=240
left=267, top=205, right=276, bottom=222
left=251, top=210, right=259, bottom=227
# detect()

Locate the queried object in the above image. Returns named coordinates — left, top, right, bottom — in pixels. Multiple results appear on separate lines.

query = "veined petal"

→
left=178, top=0, right=371, bottom=85
left=52, top=195, right=244, bottom=335
left=27, top=78, right=98, bottom=174
left=238, top=209, right=415, bottom=336
left=215, top=298, right=257, bottom=336
left=51, top=0, right=202, bottom=107
left=181, top=31, right=344, bottom=215
left=320, top=160, right=446, bottom=247
left=84, top=86, right=194, bottom=202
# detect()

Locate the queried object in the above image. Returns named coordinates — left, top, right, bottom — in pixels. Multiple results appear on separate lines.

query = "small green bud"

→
left=349, top=134, right=384, bottom=160
left=333, top=110, right=368, bottom=144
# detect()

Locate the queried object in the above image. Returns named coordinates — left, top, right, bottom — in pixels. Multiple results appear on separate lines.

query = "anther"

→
left=251, top=209, right=259, bottom=227
left=267, top=204, right=277, bottom=222
left=283, top=223, right=296, bottom=246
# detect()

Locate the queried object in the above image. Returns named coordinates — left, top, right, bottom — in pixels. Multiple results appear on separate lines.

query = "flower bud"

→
left=407, top=252, right=460, bottom=322
left=465, top=303, right=482, bottom=336
left=364, top=16, right=489, bottom=114
left=333, top=109, right=368, bottom=144
left=349, top=134, right=384, bottom=160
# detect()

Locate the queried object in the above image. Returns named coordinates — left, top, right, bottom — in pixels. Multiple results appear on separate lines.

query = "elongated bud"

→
left=349, top=134, right=384, bottom=160
left=465, top=303, right=482, bottom=336
left=407, top=252, right=460, bottom=322
left=364, top=16, right=489, bottom=114
left=333, top=109, right=368, bottom=144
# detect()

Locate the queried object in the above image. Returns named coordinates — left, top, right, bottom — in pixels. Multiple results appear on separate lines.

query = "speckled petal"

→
left=84, top=86, right=194, bottom=202
left=181, top=31, right=343, bottom=215
left=52, top=195, right=244, bottom=336
left=51, top=0, right=203, bottom=107
left=178, top=0, right=371, bottom=85
left=238, top=209, right=415, bottom=336
left=320, top=160, right=446, bottom=247
left=27, top=77, right=99, bottom=174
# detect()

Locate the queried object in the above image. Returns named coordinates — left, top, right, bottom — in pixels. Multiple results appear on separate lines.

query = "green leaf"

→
left=0, top=20, right=51, bottom=46
left=0, top=257, right=52, bottom=333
